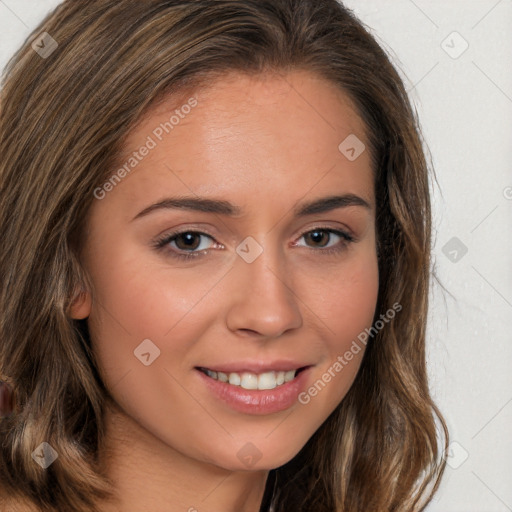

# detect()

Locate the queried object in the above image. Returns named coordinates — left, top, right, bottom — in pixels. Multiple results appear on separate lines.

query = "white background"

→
left=1, top=1, right=511, bottom=511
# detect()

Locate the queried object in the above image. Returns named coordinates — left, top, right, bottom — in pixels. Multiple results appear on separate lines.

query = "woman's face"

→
left=72, top=70, right=379, bottom=471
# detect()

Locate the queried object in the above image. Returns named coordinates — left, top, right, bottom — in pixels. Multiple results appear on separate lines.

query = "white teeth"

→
left=240, top=372, right=258, bottom=390
left=205, top=369, right=217, bottom=379
left=203, top=369, right=299, bottom=390
left=258, top=371, right=277, bottom=390
left=228, top=373, right=241, bottom=386
left=217, top=371, right=228, bottom=383
left=284, top=370, right=295, bottom=382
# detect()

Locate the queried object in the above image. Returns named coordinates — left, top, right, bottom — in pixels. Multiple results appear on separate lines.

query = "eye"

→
left=154, top=230, right=219, bottom=259
left=295, top=228, right=354, bottom=254
left=153, top=227, right=355, bottom=261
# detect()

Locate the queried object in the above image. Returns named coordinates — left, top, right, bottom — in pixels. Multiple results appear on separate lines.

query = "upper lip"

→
left=196, top=360, right=312, bottom=374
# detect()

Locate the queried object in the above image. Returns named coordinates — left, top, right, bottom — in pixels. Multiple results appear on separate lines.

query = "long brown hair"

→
left=0, top=1, right=448, bottom=510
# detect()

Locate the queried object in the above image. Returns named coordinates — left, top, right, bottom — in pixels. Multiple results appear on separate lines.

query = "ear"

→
left=68, top=286, right=92, bottom=320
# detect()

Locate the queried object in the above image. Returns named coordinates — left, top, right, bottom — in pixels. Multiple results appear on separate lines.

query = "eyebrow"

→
left=132, top=193, right=371, bottom=221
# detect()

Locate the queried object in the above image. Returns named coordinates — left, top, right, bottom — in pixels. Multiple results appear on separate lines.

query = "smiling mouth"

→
left=196, top=367, right=308, bottom=390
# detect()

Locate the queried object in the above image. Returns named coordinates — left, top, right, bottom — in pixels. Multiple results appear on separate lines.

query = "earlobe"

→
left=68, top=287, right=92, bottom=320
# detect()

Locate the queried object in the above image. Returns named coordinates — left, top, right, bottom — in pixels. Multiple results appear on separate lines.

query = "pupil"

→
left=309, top=230, right=327, bottom=247
left=178, top=233, right=199, bottom=249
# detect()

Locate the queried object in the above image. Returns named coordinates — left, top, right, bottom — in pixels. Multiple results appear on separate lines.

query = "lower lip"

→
left=196, top=367, right=312, bottom=415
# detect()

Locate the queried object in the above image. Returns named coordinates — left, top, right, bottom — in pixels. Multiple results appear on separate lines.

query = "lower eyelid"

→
left=155, top=228, right=353, bottom=258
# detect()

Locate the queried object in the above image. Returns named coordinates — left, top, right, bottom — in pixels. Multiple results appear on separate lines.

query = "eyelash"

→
left=153, top=227, right=355, bottom=261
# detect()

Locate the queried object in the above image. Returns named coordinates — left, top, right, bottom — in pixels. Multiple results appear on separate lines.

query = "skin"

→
left=69, top=69, right=379, bottom=512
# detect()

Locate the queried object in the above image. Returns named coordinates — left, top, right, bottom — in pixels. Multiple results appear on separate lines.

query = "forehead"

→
left=100, top=70, right=374, bottom=216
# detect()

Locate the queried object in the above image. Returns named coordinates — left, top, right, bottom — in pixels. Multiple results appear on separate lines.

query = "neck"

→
left=97, top=401, right=269, bottom=512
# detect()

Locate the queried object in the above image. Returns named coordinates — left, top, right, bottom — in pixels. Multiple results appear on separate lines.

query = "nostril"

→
left=236, top=328, right=264, bottom=338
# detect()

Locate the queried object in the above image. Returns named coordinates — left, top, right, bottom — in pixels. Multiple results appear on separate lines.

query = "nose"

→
left=225, top=245, right=303, bottom=339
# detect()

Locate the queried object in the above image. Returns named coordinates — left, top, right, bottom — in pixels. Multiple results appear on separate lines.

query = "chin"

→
left=201, top=435, right=311, bottom=473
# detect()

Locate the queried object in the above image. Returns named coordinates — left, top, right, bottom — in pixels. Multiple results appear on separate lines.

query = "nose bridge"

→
left=225, top=237, right=303, bottom=337
left=243, top=245, right=289, bottom=302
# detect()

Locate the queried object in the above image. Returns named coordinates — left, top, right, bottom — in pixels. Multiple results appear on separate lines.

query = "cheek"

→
left=300, top=247, right=379, bottom=410
left=85, top=248, right=226, bottom=391
left=327, top=253, right=379, bottom=337
left=86, top=240, right=205, bottom=337
left=308, top=240, right=379, bottom=341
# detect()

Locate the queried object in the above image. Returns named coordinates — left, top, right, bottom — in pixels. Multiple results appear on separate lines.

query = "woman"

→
left=0, top=1, right=448, bottom=511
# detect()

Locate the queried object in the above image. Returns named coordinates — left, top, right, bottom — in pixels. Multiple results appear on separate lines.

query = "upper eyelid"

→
left=158, top=226, right=353, bottom=249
